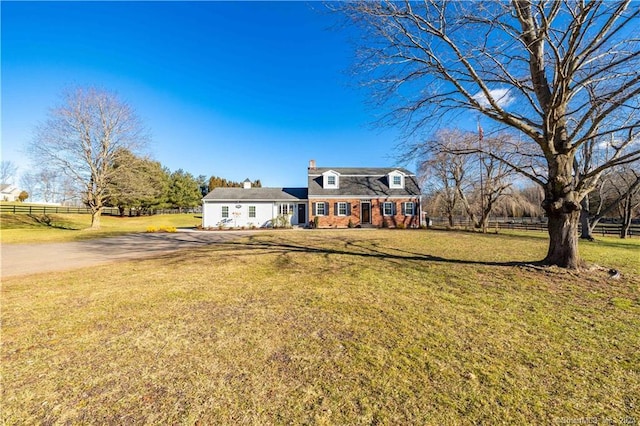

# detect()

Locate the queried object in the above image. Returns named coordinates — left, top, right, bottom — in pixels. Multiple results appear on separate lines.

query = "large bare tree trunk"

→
left=542, top=153, right=583, bottom=268
left=90, top=208, right=102, bottom=229
left=544, top=210, right=581, bottom=268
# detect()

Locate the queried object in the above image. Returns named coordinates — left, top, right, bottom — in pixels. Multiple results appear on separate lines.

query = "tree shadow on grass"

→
left=27, top=214, right=80, bottom=230
left=148, top=233, right=540, bottom=270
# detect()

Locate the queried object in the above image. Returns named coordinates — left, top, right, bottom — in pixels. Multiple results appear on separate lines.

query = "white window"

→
left=383, top=202, right=395, bottom=216
left=279, top=204, right=294, bottom=215
left=222, top=206, right=229, bottom=218
left=403, top=202, right=414, bottom=216
left=337, top=202, right=348, bottom=216
left=315, top=202, right=326, bottom=216
left=249, top=206, right=256, bottom=218
left=389, top=172, right=404, bottom=189
left=323, top=171, right=339, bottom=188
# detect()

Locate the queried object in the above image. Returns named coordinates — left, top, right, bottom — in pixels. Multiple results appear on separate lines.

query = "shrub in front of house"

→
left=146, top=226, right=177, bottom=233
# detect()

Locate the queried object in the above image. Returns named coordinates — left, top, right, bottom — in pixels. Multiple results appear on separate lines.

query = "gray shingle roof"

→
left=308, top=167, right=421, bottom=197
left=203, top=187, right=308, bottom=201
left=309, top=167, right=414, bottom=176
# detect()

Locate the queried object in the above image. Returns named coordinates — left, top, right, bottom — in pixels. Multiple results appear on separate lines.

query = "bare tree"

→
left=1, top=161, right=18, bottom=185
left=614, top=167, right=640, bottom=238
left=340, top=1, right=640, bottom=268
left=19, top=172, right=38, bottom=203
left=417, top=129, right=519, bottom=231
left=579, top=161, right=640, bottom=239
left=419, top=157, right=460, bottom=227
left=497, top=185, right=545, bottom=218
left=29, top=87, right=148, bottom=228
left=418, top=130, right=471, bottom=227
left=592, top=166, right=640, bottom=238
left=19, top=169, right=69, bottom=204
left=467, top=134, right=519, bottom=232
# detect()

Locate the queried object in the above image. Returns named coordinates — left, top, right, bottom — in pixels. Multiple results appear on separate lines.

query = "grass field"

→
left=0, top=213, right=201, bottom=243
left=2, top=229, right=639, bottom=424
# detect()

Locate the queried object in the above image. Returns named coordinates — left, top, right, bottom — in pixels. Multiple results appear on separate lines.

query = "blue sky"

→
left=2, top=1, right=404, bottom=188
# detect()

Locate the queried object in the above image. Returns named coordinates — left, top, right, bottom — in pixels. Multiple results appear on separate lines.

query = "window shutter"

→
left=334, top=202, right=338, bottom=216
left=325, top=202, right=329, bottom=216
left=312, top=202, right=317, bottom=215
left=347, top=203, right=351, bottom=216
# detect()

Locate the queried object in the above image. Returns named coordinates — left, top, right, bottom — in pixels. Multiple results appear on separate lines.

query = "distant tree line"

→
left=207, top=176, right=261, bottom=191
left=419, top=129, right=640, bottom=239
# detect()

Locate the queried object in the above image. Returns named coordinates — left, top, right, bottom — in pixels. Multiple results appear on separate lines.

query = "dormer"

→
left=322, top=170, right=340, bottom=189
left=388, top=170, right=405, bottom=189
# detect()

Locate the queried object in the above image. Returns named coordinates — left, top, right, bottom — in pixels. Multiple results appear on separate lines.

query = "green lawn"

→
left=2, top=230, right=639, bottom=424
left=0, top=213, right=201, bottom=243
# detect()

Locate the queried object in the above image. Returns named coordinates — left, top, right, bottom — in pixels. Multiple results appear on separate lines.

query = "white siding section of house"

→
left=202, top=201, right=304, bottom=228
left=203, top=201, right=272, bottom=228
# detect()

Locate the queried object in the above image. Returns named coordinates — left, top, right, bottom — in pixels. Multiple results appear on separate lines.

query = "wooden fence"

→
left=428, top=217, right=639, bottom=237
left=0, top=205, right=200, bottom=216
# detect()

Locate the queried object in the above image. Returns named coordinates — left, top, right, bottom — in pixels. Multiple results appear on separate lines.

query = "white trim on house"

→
left=307, top=195, right=415, bottom=200
left=322, top=170, right=340, bottom=189
left=388, top=170, right=406, bottom=189
left=307, top=173, right=416, bottom=178
left=402, top=201, right=416, bottom=216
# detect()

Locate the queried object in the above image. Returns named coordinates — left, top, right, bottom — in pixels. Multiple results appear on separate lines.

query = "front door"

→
left=297, top=203, right=306, bottom=225
left=361, top=202, right=371, bottom=224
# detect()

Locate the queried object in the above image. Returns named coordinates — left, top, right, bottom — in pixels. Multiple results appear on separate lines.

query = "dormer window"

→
left=389, top=171, right=405, bottom=189
left=323, top=170, right=340, bottom=189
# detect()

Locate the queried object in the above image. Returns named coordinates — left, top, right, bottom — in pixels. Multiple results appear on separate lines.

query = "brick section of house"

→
left=309, top=198, right=420, bottom=228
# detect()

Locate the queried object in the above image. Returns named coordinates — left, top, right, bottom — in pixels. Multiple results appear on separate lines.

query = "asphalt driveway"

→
left=1, top=230, right=251, bottom=278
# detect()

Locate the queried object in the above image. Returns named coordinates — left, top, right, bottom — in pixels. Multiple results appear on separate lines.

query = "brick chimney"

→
left=309, top=159, right=316, bottom=170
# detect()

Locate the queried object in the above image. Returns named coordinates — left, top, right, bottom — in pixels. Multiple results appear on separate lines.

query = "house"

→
left=201, top=162, right=422, bottom=229
left=307, top=161, right=421, bottom=228
left=0, top=184, right=22, bottom=202
left=202, top=179, right=308, bottom=228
